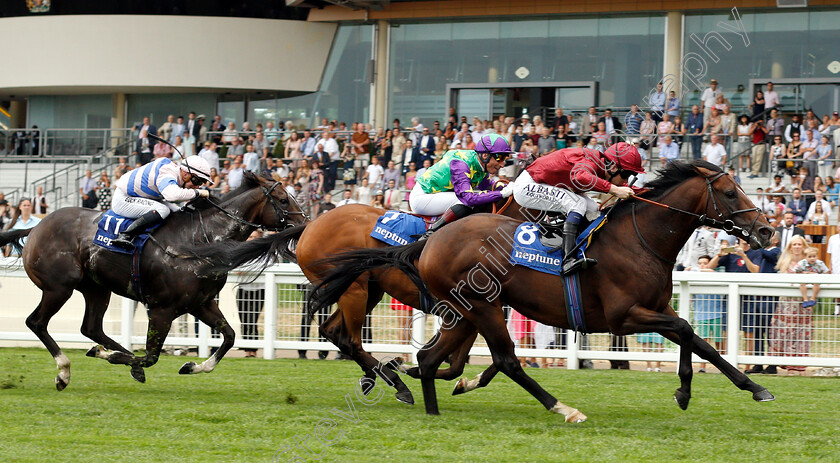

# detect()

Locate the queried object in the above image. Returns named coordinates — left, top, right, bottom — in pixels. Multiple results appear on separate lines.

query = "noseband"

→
left=630, top=169, right=763, bottom=264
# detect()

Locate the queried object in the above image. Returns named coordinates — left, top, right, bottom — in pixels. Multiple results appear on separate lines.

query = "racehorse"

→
left=0, top=171, right=306, bottom=390
left=308, top=160, right=776, bottom=421
left=194, top=196, right=539, bottom=405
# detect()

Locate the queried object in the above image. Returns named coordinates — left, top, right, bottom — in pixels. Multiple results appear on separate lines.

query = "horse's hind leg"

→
left=25, top=288, right=75, bottom=390
left=476, top=308, right=586, bottom=422
left=413, top=317, right=479, bottom=415
left=180, top=299, right=235, bottom=375
left=80, top=286, right=134, bottom=360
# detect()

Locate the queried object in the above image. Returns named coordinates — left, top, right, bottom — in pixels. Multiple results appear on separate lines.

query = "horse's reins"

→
left=629, top=170, right=763, bottom=264
left=200, top=181, right=307, bottom=233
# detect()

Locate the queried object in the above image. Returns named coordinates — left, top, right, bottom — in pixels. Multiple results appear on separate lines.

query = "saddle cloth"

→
left=509, top=215, right=607, bottom=276
left=93, top=210, right=161, bottom=254
left=370, top=211, right=431, bottom=246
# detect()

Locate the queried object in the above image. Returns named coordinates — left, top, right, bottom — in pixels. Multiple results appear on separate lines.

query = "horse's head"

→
left=693, top=164, right=773, bottom=249
left=250, top=172, right=309, bottom=229
left=219, top=172, right=308, bottom=232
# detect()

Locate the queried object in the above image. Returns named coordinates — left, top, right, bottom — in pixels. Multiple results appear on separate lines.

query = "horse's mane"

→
left=609, top=159, right=722, bottom=218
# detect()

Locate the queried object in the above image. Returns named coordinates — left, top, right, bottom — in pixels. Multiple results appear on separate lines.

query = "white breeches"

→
left=408, top=183, right=464, bottom=216
left=512, top=170, right=600, bottom=221
left=111, top=188, right=175, bottom=219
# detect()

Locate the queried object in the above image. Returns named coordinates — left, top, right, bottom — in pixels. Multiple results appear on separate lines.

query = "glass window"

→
left=126, top=93, right=216, bottom=128
left=28, top=94, right=112, bottom=129
left=389, top=16, right=664, bottom=123
left=684, top=10, right=840, bottom=112
left=272, top=25, right=372, bottom=129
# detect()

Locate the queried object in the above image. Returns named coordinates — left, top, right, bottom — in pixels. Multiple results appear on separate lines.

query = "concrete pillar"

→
left=663, top=11, right=684, bottom=96
left=110, top=93, right=126, bottom=150
left=372, top=20, right=389, bottom=130
left=771, top=62, right=784, bottom=80
left=9, top=100, right=26, bottom=128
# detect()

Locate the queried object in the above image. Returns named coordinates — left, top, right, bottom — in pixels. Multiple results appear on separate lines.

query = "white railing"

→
left=0, top=259, right=838, bottom=370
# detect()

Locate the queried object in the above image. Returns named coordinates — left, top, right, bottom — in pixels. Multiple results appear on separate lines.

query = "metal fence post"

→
left=121, top=296, right=134, bottom=350
left=264, top=272, right=277, bottom=360
left=725, top=283, right=740, bottom=367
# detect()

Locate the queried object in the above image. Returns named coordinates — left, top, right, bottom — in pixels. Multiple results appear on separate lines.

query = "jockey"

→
left=410, top=133, right=516, bottom=239
left=110, top=155, right=212, bottom=250
left=512, top=142, right=645, bottom=274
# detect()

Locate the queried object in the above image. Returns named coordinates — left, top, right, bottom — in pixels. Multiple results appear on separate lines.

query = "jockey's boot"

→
left=416, top=204, right=474, bottom=241
left=561, top=212, right=597, bottom=275
left=110, top=210, right=163, bottom=251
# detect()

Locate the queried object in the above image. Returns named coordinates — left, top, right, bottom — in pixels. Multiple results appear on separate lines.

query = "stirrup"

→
left=110, top=234, right=136, bottom=250
left=562, top=257, right=598, bottom=275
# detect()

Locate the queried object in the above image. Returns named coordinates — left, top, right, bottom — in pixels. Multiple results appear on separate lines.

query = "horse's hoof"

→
left=179, top=362, right=197, bottom=375
left=564, top=410, right=588, bottom=423
left=674, top=389, right=690, bottom=410
left=395, top=390, right=415, bottom=405
left=85, top=345, right=101, bottom=358
left=404, top=366, right=420, bottom=379
left=452, top=378, right=467, bottom=396
left=753, top=389, right=775, bottom=402
left=55, top=376, right=68, bottom=391
left=130, top=365, right=146, bottom=383
left=425, top=407, right=440, bottom=416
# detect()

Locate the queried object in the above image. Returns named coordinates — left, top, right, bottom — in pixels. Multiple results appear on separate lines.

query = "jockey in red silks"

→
left=512, top=142, right=645, bottom=274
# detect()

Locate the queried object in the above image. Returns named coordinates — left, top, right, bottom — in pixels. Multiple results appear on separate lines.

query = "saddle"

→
left=93, top=210, right=163, bottom=255
left=537, top=214, right=594, bottom=251
left=403, top=211, right=440, bottom=231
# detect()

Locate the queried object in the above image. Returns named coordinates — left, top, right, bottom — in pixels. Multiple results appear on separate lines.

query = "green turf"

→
left=0, top=348, right=838, bottom=462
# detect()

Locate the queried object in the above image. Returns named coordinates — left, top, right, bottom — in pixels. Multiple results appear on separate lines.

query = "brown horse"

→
left=200, top=197, right=538, bottom=404
left=309, top=161, right=776, bottom=421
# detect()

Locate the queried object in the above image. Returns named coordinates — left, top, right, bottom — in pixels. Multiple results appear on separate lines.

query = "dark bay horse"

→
left=0, top=172, right=306, bottom=390
left=197, top=197, right=538, bottom=405
left=309, top=161, right=776, bottom=421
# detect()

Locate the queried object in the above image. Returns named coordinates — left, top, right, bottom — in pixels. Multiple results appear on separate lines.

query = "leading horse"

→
left=309, top=160, right=776, bottom=421
left=0, top=172, right=306, bottom=390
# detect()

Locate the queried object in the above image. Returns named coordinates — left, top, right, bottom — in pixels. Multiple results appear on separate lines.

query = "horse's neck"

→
left=622, top=180, right=706, bottom=264
left=178, top=192, right=260, bottom=243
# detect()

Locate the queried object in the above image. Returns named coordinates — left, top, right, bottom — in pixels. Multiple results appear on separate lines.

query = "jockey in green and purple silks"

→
left=409, top=133, right=516, bottom=239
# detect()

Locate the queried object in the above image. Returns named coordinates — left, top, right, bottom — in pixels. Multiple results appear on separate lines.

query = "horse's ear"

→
left=243, top=170, right=260, bottom=186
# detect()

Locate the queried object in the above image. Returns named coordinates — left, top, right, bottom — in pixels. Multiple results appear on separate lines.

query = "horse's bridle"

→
left=202, top=181, right=308, bottom=232
left=630, top=170, right=763, bottom=264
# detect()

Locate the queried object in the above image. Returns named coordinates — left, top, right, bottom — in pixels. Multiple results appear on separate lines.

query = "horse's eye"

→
left=725, top=190, right=737, bottom=198
left=280, top=198, right=289, bottom=205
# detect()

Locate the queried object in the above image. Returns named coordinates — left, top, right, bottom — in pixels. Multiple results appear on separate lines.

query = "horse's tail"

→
left=186, top=224, right=307, bottom=272
left=0, top=228, right=32, bottom=256
left=308, top=239, right=431, bottom=318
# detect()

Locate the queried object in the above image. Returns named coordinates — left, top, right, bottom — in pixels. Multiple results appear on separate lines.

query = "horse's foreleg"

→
left=661, top=306, right=774, bottom=403
left=26, top=288, right=75, bottom=390
left=180, top=300, right=234, bottom=375
left=331, top=284, right=415, bottom=405
left=123, top=306, right=174, bottom=383
left=619, top=304, right=697, bottom=410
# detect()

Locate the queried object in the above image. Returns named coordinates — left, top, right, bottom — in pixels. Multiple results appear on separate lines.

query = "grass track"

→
left=0, top=348, right=838, bottom=462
